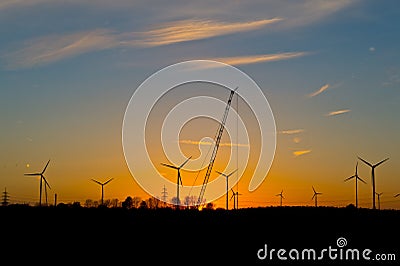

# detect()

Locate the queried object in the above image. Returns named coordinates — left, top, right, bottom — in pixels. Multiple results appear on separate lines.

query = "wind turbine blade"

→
left=374, top=158, right=389, bottom=168
left=104, top=178, right=114, bottom=185
left=312, top=194, right=315, bottom=200
left=231, top=188, right=235, bottom=194
left=160, top=163, right=179, bottom=170
left=24, top=173, right=41, bottom=176
left=344, top=175, right=355, bottom=182
left=230, top=194, right=235, bottom=200
left=357, top=176, right=367, bottom=184
left=227, top=169, right=238, bottom=177
left=41, top=160, right=50, bottom=174
left=42, top=175, right=51, bottom=189
left=91, top=179, right=102, bottom=185
left=312, top=186, right=316, bottom=193
left=394, top=193, right=400, bottom=198
left=215, top=170, right=224, bottom=176
left=358, top=156, right=372, bottom=167
left=179, top=156, right=192, bottom=168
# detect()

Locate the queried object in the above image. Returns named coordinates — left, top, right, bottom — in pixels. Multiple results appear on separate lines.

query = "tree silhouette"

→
left=139, top=200, right=147, bottom=209
left=205, top=202, right=215, bottom=210
left=132, top=196, right=142, bottom=208
left=122, top=196, right=133, bottom=209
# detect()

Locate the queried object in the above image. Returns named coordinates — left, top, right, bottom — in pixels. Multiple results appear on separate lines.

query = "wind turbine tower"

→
left=312, top=186, right=322, bottom=207
left=91, top=178, right=114, bottom=206
left=276, top=190, right=284, bottom=207
left=230, top=188, right=242, bottom=209
left=375, top=192, right=383, bottom=210
left=358, top=156, right=389, bottom=209
left=161, top=156, right=192, bottom=207
left=24, top=160, right=51, bottom=206
left=216, top=169, right=237, bottom=210
left=344, top=162, right=366, bottom=208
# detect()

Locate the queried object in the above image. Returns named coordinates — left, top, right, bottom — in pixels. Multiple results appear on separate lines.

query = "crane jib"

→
left=197, top=88, right=237, bottom=206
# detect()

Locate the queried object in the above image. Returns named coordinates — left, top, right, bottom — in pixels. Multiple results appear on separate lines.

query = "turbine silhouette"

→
left=312, top=186, right=322, bottom=207
left=275, top=190, right=284, bottom=207
left=216, top=169, right=237, bottom=210
left=24, top=160, right=51, bottom=206
left=344, top=162, right=366, bottom=208
left=161, top=156, right=192, bottom=207
left=375, top=192, right=383, bottom=210
left=91, top=178, right=113, bottom=206
left=230, top=188, right=242, bottom=209
left=358, top=156, right=389, bottom=209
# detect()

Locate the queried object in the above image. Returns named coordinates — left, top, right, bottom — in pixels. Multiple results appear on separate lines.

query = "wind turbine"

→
left=344, top=162, right=366, bottom=208
left=395, top=193, right=400, bottom=198
left=312, top=186, right=322, bottom=207
left=275, top=190, right=284, bottom=207
left=230, top=188, right=242, bottom=209
left=91, top=178, right=113, bottom=206
left=216, top=169, right=237, bottom=210
left=375, top=192, right=383, bottom=210
left=161, top=156, right=192, bottom=207
left=24, top=159, right=51, bottom=206
left=358, top=156, right=389, bottom=209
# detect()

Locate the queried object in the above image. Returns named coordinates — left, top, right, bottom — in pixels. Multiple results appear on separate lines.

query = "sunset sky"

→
left=1, top=0, right=399, bottom=209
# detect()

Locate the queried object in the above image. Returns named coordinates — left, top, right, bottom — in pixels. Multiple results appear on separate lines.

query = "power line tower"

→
left=161, top=185, right=168, bottom=205
left=2, top=187, right=10, bottom=206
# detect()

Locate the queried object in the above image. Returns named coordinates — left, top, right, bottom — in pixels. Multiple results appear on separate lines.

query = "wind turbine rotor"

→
left=160, top=163, right=179, bottom=170
left=179, top=156, right=192, bottom=169
left=41, top=160, right=51, bottom=174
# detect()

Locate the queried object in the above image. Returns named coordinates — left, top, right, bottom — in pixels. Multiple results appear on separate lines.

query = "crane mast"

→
left=197, top=88, right=237, bottom=207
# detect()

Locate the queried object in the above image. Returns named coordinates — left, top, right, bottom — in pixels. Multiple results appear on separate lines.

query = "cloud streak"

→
left=209, top=52, right=307, bottom=66
left=179, top=139, right=249, bottom=148
left=279, top=129, right=305, bottom=135
left=3, top=18, right=282, bottom=69
left=308, top=84, right=330, bottom=97
left=326, top=109, right=351, bottom=116
left=130, top=18, right=282, bottom=47
left=3, top=29, right=119, bottom=69
left=293, top=150, right=311, bottom=157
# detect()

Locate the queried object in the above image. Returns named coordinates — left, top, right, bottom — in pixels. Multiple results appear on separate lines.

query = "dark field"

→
left=1, top=205, right=399, bottom=265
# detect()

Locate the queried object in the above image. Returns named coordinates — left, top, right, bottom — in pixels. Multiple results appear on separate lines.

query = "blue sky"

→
left=0, top=0, right=399, bottom=208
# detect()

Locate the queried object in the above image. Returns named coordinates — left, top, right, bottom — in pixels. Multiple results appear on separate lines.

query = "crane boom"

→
left=197, top=88, right=237, bottom=206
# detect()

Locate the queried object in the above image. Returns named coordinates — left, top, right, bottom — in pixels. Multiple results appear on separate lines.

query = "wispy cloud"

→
left=3, top=18, right=282, bottom=69
left=3, top=29, right=119, bottom=69
left=0, top=0, right=48, bottom=10
left=131, top=18, right=282, bottom=47
left=179, top=139, right=249, bottom=148
left=279, top=129, right=305, bottom=135
left=293, top=137, right=301, bottom=144
left=308, top=84, right=330, bottom=97
left=293, top=150, right=311, bottom=157
left=209, top=52, right=307, bottom=66
left=182, top=52, right=309, bottom=70
left=326, top=109, right=351, bottom=116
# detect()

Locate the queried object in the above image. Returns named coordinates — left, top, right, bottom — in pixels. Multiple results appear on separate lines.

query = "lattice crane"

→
left=196, top=87, right=237, bottom=207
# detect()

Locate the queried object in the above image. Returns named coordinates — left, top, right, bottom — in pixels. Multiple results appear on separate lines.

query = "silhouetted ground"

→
left=1, top=205, right=399, bottom=265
